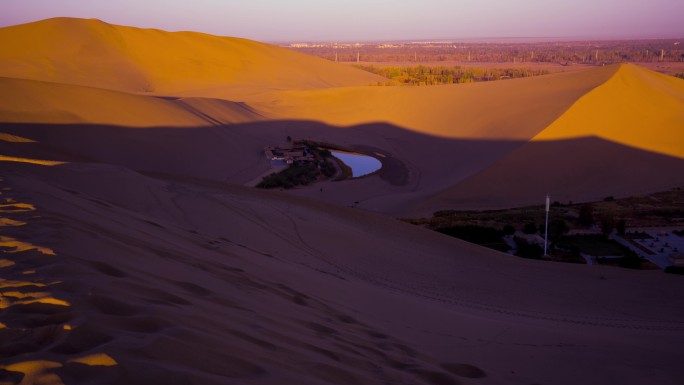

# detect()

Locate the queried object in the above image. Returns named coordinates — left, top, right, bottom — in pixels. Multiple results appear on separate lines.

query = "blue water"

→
left=331, top=151, right=382, bottom=178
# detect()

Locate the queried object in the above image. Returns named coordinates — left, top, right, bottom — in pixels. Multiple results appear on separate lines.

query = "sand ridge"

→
left=258, top=64, right=619, bottom=140
left=416, top=64, right=684, bottom=211
left=533, top=63, right=684, bottom=159
left=0, top=17, right=386, bottom=95
left=0, top=76, right=275, bottom=127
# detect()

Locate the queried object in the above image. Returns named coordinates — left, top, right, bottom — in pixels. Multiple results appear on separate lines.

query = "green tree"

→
left=514, top=237, right=544, bottom=259
left=579, top=204, right=594, bottom=226
left=550, top=219, right=569, bottom=238
left=523, top=222, right=537, bottom=234
left=600, top=215, right=616, bottom=237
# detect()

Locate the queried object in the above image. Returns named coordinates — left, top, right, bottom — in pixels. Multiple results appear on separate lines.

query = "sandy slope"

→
left=0, top=77, right=262, bottom=127
left=1, top=160, right=683, bottom=385
left=0, top=18, right=385, bottom=95
left=416, top=65, right=684, bottom=210
left=533, top=63, right=684, bottom=159
left=2, top=64, right=683, bottom=215
left=251, top=64, right=618, bottom=140
left=419, top=136, right=684, bottom=210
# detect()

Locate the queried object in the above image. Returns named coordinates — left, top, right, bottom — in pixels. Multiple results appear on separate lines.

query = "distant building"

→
left=264, top=145, right=315, bottom=165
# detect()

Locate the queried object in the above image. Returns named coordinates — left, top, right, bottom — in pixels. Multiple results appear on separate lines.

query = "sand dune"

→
left=414, top=64, right=684, bottom=211
left=253, top=64, right=618, bottom=140
left=2, top=17, right=684, bottom=385
left=533, top=64, right=684, bottom=159
left=0, top=77, right=262, bottom=127
left=1, top=65, right=682, bottom=215
left=419, top=136, right=684, bottom=210
left=2, top=160, right=683, bottom=385
left=0, top=18, right=385, bottom=95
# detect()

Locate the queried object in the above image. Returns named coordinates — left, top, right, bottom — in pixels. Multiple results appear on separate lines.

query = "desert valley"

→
left=1, top=15, right=684, bottom=385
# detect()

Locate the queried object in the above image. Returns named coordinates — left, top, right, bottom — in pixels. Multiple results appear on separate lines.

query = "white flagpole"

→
left=544, top=195, right=550, bottom=256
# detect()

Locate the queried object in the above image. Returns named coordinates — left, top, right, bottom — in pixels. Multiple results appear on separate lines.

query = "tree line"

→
left=289, top=39, right=684, bottom=65
left=355, top=65, right=550, bottom=85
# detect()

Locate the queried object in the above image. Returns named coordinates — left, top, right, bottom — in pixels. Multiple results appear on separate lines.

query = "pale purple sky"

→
left=1, top=0, right=682, bottom=42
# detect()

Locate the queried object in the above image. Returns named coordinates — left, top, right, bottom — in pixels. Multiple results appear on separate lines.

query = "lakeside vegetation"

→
left=410, top=188, right=684, bottom=231
left=404, top=188, right=684, bottom=269
left=257, top=140, right=353, bottom=189
left=355, top=64, right=550, bottom=85
left=257, top=163, right=326, bottom=189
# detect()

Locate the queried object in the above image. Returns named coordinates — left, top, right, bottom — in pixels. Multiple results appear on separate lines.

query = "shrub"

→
left=522, top=222, right=537, bottom=234
left=618, top=252, right=643, bottom=269
left=664, top=266, right=684, bottom=275
left=600, top=215, right=616, bottom=236
left=579, top=203, right=594, bottom=226
left=320, top=160, right=336, bottom=177
left=257, top=163, right=319, bottom=189
left=514, top=236, right=544, bottom=259
left=549, top=219, right=569, bottom=238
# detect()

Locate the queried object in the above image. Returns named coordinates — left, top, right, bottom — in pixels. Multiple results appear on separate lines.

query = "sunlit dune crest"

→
left=0, top=217, right=27, bottom=226
left=0, top=132, right=35, bottom=142
left=67, top=353, right=118, bottom=367
left=0, top=202, right=36, bottom=212
left=0, top=279, right=46, bottom=289
left=0, top=155, right=66, bottom=166
left=0, top=295, right=70, bottom=309
left=0, top=235, right=56, bottom=255
left=0, top=277, right=70, bottom=308
left=0, top=290, right=52, bottom=300
left=0, top=361, right=64, bottom=385
left=533, top=64, right=684, bottom=159
left=0, top=259, right=16, bottom=268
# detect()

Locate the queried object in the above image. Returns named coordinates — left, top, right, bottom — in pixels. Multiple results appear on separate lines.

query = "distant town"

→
left=284, top=39, right=684, bottom=78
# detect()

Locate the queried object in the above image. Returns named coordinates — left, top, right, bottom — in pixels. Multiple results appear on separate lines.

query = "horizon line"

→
left=1, top=16, right=682, bottom=45
left=269, top=36, right=684, bottom=45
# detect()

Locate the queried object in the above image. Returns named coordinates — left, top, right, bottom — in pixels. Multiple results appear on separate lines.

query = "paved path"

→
left=612, top=228, right=684, bottom=269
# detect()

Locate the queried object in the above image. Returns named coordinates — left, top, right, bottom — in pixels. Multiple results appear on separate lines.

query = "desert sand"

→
left=2, top=18, right=684, bottom=385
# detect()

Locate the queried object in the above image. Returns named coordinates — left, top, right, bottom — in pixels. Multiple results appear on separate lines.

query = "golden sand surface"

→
left=533, top=63, right=684, bottom=159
